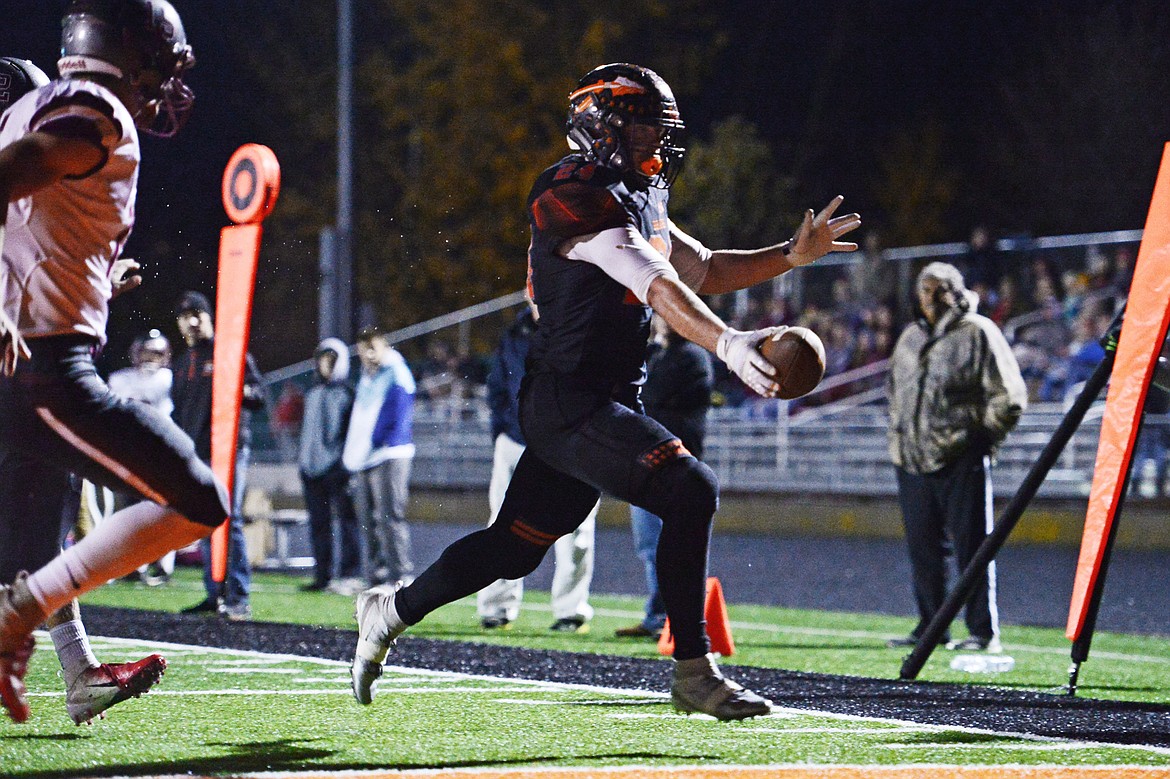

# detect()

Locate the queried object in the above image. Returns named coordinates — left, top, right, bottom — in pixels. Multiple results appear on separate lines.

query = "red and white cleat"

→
left=0, top=572, right=45, bottom=724
left=0, top=635, right=35, bottom=724
left=67, top=654, right=168, bottom=726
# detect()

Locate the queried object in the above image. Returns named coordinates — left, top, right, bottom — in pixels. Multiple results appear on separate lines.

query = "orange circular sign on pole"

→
left=222, top=143, right=280, bottom=225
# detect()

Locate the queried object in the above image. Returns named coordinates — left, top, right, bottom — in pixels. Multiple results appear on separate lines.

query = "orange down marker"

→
left=1067, top=143, right=1170, bottom=640
left=210, top=144, right=280, bottom=583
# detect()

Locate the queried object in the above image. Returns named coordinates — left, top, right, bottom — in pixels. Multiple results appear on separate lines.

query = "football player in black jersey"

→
left=353, top=63, right=860, bottom=720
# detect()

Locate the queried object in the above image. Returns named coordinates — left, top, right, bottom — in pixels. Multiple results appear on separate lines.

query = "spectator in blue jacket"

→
left=342, top=327, right=416, bottom=588
left=298, top=338, right=362, bottom=592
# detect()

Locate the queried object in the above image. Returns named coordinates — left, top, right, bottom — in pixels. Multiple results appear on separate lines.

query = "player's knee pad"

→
left=487, top=518, right=554, bottom=580
left=643, top=456, right=718, bottom=529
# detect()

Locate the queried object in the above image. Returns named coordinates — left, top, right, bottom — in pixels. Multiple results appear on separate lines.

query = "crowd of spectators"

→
left=258, top=231, right=1170, bottom=494
left=265, top=230, right=1141, bottom=433
left=710, top=230, right=1135, bottom=412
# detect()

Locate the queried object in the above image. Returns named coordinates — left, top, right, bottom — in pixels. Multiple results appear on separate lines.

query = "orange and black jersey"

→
left=526, top=154, right=671, bottom=391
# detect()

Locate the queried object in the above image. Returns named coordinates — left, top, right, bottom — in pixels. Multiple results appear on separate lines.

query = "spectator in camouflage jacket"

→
left=885, top=261, right=1027, bottom=652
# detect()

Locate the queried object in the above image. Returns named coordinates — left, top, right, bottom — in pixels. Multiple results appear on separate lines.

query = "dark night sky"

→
left=2, top=1, right=1167, bottom=371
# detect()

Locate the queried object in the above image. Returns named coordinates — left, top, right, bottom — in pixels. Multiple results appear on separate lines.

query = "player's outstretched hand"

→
left=111, top=258, right=143, bottom=298
left=717, top=327, right=784, bottom=398
left=786, top=196, right=861, bottom=268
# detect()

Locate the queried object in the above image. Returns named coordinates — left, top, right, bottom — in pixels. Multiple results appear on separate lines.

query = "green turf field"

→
left=80, top=569, right=1170, bottom=704
left=1, top=568, right=1168, bottom=777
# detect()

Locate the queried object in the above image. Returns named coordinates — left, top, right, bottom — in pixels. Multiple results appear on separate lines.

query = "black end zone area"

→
left=83, top=606, right=1170, bottom=747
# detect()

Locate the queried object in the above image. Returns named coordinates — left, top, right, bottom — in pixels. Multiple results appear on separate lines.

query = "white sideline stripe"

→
left=494, top=698, right=665, bottom=707
left=28, top=687, right=558, bottom=698
left=881, top=742, right=1107, bottom=752
left=605, top=711, right=796, bottom=720
left=202, top=657, right=303, bottom=665
left=74, top=635, right=1170, bottom=758
left=226, top=763, right=1170, bottom=778
left=739, top=726, right=940, bottom=735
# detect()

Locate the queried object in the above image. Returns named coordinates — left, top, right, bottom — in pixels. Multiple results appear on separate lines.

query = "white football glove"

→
left=717, top=327, right=784, bottom=397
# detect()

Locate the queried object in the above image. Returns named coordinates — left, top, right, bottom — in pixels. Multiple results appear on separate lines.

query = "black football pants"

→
left=895, top=449, right=999, bottom=642
left=0, top=336, right=230, bottom=582
left=398, top=370, right=719, bottom=659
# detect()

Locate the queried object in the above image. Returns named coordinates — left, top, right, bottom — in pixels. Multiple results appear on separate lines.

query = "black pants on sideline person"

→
left=397, top=369, right=719, bottom=660
left=894, top=447, right=998, bottom=643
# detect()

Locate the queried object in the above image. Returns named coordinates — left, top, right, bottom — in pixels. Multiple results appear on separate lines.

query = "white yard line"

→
left=27, top=687, right=555, bottom=698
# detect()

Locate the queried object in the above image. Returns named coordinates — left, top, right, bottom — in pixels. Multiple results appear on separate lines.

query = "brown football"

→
left=757, top=326, right=826, bottom=399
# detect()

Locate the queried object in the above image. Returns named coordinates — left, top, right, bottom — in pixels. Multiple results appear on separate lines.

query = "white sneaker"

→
left=945, top=636, right=1002, bottom=653
left=671, top=653, right=772, bottom=721
left=351, top=582, right=406, bottom=705
left=327, top=577, right=366, bottom=597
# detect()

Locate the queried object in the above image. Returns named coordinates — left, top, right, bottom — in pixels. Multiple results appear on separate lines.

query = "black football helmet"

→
left=58, top=0, right=195, bottom=137
left=566, top=63, right=685, bottom=188
left=0, top=57, right=50, bottom=114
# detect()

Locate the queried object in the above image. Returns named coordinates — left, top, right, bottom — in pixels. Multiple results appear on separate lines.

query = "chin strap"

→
left=57, top=56, right=124, bottom=79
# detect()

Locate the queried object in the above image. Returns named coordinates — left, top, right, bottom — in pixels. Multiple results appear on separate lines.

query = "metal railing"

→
left=406, top=395, right=1107, bottom=500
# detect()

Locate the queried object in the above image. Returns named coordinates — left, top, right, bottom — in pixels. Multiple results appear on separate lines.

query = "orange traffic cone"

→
left=657, top=576, right=736, bottom=657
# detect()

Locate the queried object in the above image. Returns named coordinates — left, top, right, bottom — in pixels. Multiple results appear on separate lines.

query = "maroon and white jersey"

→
left=0, top=79, right=139, bottom=343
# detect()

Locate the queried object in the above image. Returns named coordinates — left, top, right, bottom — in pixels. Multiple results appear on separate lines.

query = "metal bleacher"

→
left=407, top=362, right=1106, bottom=500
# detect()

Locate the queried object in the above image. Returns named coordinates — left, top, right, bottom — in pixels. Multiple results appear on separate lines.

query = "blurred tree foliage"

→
left=980, top=5, right=1170, bottom=236
left=871, top=119, right=959, bottom=247
left=670, top=116, right=799, bottom=249
left=233, top=0, right=726, bottom=359
left=218, top=1, right=1170, bottom=373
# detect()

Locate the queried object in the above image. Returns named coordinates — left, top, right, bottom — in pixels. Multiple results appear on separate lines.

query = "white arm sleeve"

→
left=668, top=221, right=712, bottom=292
left=561, top=225, right=679, bottom=304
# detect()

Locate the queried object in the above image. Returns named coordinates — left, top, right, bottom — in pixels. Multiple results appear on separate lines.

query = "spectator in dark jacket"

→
left=172, top=291, right=267, bottom=621
left=298, top=338, right=361, bottom=592
left=616, top=315, right=714, bottom=638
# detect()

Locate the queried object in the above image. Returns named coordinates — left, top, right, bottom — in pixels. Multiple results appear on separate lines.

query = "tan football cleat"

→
left=671, top=653, right=772, bottom=721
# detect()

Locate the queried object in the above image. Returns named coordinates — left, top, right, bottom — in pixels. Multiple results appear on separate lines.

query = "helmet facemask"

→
left=625, top=118, right=685, bottom=189
left=132, top=42, right=194, bottom=138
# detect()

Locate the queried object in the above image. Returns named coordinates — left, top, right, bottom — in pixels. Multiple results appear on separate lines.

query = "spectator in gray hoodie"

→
left=298, top=339, right=361, bottom=592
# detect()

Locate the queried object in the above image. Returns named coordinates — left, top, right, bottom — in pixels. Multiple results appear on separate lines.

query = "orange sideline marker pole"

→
left=1067, top=143, right=1170, bottom=642
left=209, top=144, right=280, bottom=583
